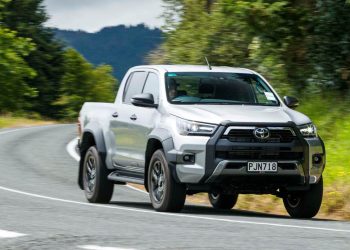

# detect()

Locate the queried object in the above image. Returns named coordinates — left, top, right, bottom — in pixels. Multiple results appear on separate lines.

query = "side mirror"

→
left=131, top=93, right=158, bottom=108
left=283, top=96, right=299, bottom=109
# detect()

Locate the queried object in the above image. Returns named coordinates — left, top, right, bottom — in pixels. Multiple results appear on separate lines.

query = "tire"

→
left=148, top=149, right=186, bottom=212
left=208, top=192, right=238, bottom=210
left=83, top=146, right=114, bottom=203
left=283, top=176, right=323, bottom=218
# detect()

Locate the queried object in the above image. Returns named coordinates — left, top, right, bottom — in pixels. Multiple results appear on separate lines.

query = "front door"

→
left=125, top=72, right=160, bottom=173
left=110, top=71, right=148, bottom=171
left=110, top=71, right=160, bottom=175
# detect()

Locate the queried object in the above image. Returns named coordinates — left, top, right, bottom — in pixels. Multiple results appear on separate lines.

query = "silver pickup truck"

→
left=78, top=65, right=325, bottom=218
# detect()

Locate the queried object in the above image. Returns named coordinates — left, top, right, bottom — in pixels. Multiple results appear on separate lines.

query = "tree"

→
left=155, top=0, right=350, bottom=95
left=154, top=0, right=299, bottom=94
left=2, top=0, right=65, bottom=117
left=0, top=0, right=36, bottom=113
left=55, top=49, right=117, bottom=120
left=310, top=0, right=350, bottom=91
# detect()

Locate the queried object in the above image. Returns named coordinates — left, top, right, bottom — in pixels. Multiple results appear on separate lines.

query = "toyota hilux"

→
left=78, top=65, right=325, bottom=218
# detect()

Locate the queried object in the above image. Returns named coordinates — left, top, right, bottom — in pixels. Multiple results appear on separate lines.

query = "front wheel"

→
left=283, top=176, right=323, bottom=218
left=148, top=149, right=186, bottom=212
left=208, top=192, right=238, bottom=210
left=83, top=146, right=114, bottom=203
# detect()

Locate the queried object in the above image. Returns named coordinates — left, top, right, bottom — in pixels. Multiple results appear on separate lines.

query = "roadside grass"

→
left=0, top=114, right=55, bottom=129
left=298, top=94, right=350, bottom=219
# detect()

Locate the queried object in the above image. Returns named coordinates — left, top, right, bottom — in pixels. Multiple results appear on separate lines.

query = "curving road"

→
left=0, top=125, right=349, bottom=250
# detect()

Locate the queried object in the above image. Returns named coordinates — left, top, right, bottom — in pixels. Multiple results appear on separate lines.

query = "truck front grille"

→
left=223, top=127, right=295, bottom=143
left=216, top=151, right=304, bottom=161
left=216, top=126, right=304, bottom=163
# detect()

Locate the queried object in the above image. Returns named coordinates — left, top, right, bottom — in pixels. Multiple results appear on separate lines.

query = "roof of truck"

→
left=130, top=65, right=256, bottom=74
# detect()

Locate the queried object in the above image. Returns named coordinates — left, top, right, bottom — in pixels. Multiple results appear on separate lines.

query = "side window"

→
left=142, top=72, right=159, bottom=104
left=123, top=71, right=148, bottom=104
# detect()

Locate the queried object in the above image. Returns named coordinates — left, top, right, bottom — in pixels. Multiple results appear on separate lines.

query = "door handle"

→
left=130, top=114, right=137, bottom=121
left=112, top=112, right=119, bottom=118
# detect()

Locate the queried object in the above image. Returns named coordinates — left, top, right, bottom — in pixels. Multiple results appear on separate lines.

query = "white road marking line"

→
left=0, top=229, right=26, bottom=238
left=66, top=137, right=148, bottom=195
left=78, top=245, right=135, bottom=250
left=0, top=185, right=349, bottom=234
left=66, top=137, right=80, bottom=162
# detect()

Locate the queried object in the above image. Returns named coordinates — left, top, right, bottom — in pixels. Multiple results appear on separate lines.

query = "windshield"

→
left=165, top=72, right=280, bottom=106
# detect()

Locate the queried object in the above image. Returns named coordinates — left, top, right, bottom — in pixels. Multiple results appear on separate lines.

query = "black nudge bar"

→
left=200, top=121, right=310, bottom=185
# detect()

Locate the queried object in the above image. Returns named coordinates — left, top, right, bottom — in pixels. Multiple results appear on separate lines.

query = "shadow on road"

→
left=110, top=200, right=334, bottom=222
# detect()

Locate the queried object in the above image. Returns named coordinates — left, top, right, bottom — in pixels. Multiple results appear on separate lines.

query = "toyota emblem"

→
left=254, top=128, right=270, bottom=139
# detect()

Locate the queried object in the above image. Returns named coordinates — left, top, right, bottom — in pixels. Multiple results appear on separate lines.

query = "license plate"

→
left=247, top=162, right=278, bottom=172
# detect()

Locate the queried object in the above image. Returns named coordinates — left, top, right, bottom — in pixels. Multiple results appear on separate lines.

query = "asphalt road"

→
left=0, top=125, right=349, bottom=250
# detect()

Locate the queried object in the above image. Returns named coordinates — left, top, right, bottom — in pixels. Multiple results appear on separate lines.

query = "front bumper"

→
left=172, top=122, right=325, bottom=188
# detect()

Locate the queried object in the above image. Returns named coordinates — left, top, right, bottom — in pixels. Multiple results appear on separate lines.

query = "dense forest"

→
left=0, top=0, right=117, bottom=119
left=151, top=0, right=350, bottom=96
left=54, top=25, right=163, bottom=80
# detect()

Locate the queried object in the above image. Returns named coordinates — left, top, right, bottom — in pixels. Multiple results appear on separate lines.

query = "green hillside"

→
left=54, top=25, right=163, bottom=80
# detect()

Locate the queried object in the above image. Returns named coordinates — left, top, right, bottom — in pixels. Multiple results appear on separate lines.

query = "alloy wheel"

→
left=151, top=160, right=166, bottom=203
left=85, top=154, right=97, bottom=193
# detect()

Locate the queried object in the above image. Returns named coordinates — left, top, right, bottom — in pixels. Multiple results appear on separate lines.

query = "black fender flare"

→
left=78, top=122, right=107, bottom=189
left=144, top=129, right=179, bottom=190
left=148, top=128, right=175, bottom=160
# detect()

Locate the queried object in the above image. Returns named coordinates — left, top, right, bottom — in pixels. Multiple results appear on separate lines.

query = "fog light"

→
left=312, top=154, right=322, bottom=165
left=183, top=154, right=195, bottom=163
left=309, top=175, right=317, bottom=184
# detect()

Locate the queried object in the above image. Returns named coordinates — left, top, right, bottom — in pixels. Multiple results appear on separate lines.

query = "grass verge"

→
left=130, top=184, right=350, bottom=220
left=0, top=115, right=55, bottom=129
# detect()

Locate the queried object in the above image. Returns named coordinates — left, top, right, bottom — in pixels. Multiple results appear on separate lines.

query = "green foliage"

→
left=156, top=0, right=350, bottom=95
left=298, top=93, right=350, bottom=184
left=0, top=0, right=118, bottom=119
left=2, top=0, right=65, bottom=117
left=55, top=49, right=117, bottom=120
left=0, top=0, right=37, bottom=112
left=310, top=0, right=350, bottom=90
left=161, top=0, right=184, bottom=32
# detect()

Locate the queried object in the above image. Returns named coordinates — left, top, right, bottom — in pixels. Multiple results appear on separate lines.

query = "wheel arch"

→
left=78, top=123, right=107, bottom=190
left=144, top=129, right=177, bottom=191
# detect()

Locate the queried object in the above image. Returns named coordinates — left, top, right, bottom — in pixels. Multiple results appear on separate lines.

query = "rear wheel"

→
left=208, top=192, right=238, bottom=210
left=283, top=176, right=323, bottom=218
left=83, top=146, right=114, bottom=203
left=148, top=149, right=186, bottom=212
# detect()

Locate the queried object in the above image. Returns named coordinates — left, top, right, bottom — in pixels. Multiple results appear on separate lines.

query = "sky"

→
left=44, top=0, right=165, bottom=33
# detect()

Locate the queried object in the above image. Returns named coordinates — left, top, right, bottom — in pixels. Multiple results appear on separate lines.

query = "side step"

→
left=108, top=171, right=144, bottom=185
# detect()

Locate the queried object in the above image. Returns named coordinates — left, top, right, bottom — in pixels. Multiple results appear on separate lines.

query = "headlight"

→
left=176, top=118, right=217, bottom=136
left=298, top=123, right=317, bottom=137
